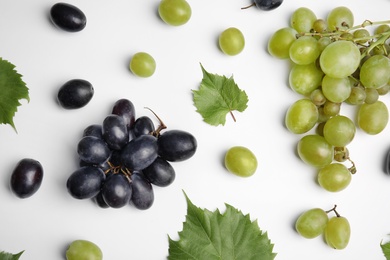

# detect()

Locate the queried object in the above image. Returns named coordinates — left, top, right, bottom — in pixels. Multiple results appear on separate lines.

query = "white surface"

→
left=1, top=0, right=390, bottom=259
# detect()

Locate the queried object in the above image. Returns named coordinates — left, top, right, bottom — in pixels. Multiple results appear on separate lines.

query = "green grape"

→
left=295, top=208, right=329, bottom=239
left=353, top=29, right=370, bottom=44
left=310, top=88, right=326, bottom=106
left=289, top=36, right=321, bottom=65
left=321, top=75, right=352, bottom=103
left=285, top=99, right=319, bottom=134
left=289, top=63, right=324, bottom=95
left=317, top=163, right=351, bottom=192
left=318, top=37, right=332, bottom=52
left=218, top=27, right=245, bottom=56
left=322, top=101, right=340, bottom=117
left=313, top=19, right=327, bottom=33
left=318, top=107, right=331, bottom=123
left=158, top=0, right=191, bottom=26
left=297, top=134, right=334, bottom=168
left=129, top=52, right=156, bottom=78
left=319, top=40, right=361, bottom=78
left=323, top=115, right=355, bottom=147
left=375, top=24, right=390, bottom=35
left=359, top=55, right=390, bottom=89
left=334, top=146, right=349, bottom=162
left=326, top=6, right=354, bottom=31
left=364, top=88, right=379, bottom=104
left=358, top=101, right=389, bottom=135
left=346, top=86, right=366, bottom=105
left=224, top=146, right=257, bottom=177
left=324, top=216, right=351, bottom=249
left=377, top=84, right=390, bottom=95
left=268, top=27, right=297, bottom=59
left=66, top=240, right=103, bottom=260
left=290, top=7, right=317, bottom=33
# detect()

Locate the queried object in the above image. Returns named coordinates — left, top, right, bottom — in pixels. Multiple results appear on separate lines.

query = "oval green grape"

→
left=326, top=6, right=354, bottom=31
left=268, top=27, right=297, bottom=59
left=358, top=101, right=389, bottom=135
left=324, top=216, right=351, bottom=249
left=323, top=115, right=356, bottom=147
left=297, top=134, right=334, bottom=168
left=285, top=99, right=318, bottom=134
left=290, top=7, right=317, bottom=33
left=129, top=52, right=156, bottom=78
left=66, top=240, right=103, bottom=260
left=295, top=208, right=329, bottom=239
left=289, top=36, right=320, bottom=65
left=158, top=0, right=191, bottom=26
left=317, top=163, right=351, bottom=192
left=224, top=146, right=257, bottom=177
left=360, top=55, right=390, bottom=89
left=219, top=27, right=245, bottom=56
left=321, top=75, right=352, bottom=103
left=289, top=63, right=324, bottom=95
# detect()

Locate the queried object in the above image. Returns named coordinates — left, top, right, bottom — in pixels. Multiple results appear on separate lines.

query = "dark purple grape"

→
left=57, top=79, right=94, bottom=109
left=112, top=99, right=136, bottom=131
left=50, top=3, right=87, bottom=32
left=158, top=130, right=197, bottom=162
left=66, top=166, right=105, bottom=199
left=94, top=191, right=110, bottom=208
left=130, top=172, right=154, bottom=210
left=102, top=115, right=129, bottom=150
left=132, top=116, right=155, bottom=137
left=77, top=136, right=111, bottom=165
left=242, top=0, right=283, bottom=11
left=143, top=157, right=175, bottom=187
left=101, top=173, right=132, bottom=208
left=121, top=135, right=158, bottom=171
left=10, top=158, right=44, bottom=198
left=83, top=124, right=103, bottom=139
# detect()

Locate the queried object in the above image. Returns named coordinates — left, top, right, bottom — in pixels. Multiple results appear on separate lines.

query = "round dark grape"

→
left=102, top=114, right=129, bottom=150
left=50, top=2, right=87, bottom=32
left=101, top=173, right=132, bottom=208
left=77, top=136, right=111, bottom=165
left=130, top=172, right=154, bottom=210
left=143, top=157, right=175, bottom=187
left=132, top=116, right=155, bottom=137
left=112, top=99, right=136, bottom=131
left=57, top=79, right=94, bottom=109
left=83, top=124, right=103, bottom=139
left=10, top=158, right=44, bottom=198
left=158, top=130, right=197, bottom=162
left=121, top=135, right=158, bottom=171
left=66, top=166, right=106, bottom=199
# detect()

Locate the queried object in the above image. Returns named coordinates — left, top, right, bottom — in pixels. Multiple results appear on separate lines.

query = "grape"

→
left=322, top=101, right=341, bottom=117
left=267, top=27, right=297, bottom=59
left=295, top=208, right=328, bottom=238
left=317, top=36, right=332, bottom=51
left=224, top=146, right=257, bottom=177
left=323, top=115, right=356, bottom=147
left=130, top=172, right=154, bottom=210
left=57, top=79, right=94, bottom=109
left=83, top=124, right=103, bottom=139
left=319, top=40, right=360, bottom=78
left=326, top=6, right=354, bottom=31
left=377, top=84, right=390, bottom=95
left=121, top=135, right=158, bottom=171
left=133, top=116, right=155, bottom=137
left=77, top=136, right=111, bottom=165
left=289, top=63, right=324, bottom=95
left=346, top=86, right=366, bottom=105
left=353, top=29, right=370, bottom=44
left=66, top=239, right=102, bottom=260
left=364, top=88, right=379, bottom=104
left=143, top=157, right=175, bottom=187
left=10, top=158, right=44, bottom=199
left=313, top=19, right=327, bottom=33
left=324, top=216, right=351, bottom=249
left=66, top=166, right=106, bottom=199
left=321, top=75, right=352, bottom=103
left=359, top=55, right=390, bottom=89
left=102, top=115, right=128, bottom=150
left=101, top=173, right=132, bottom=208
left=317, top=163, right=352, bottom=192
left=94, top=191, right=109, bottom=209
left=158, top=130, right=197, bottom=162
left=289, top=36, right=321, bottom=65
left=218, top=27, right=245, bottom=56
left=129, top=52, right=156, bottom=78
left=358, top=101, right=389, bottom=134
left=285, top=99, right=318, bottom=134
left=50, top=3, right=86, bottom=32
left=111, top=98, right=136, bottom=131
left=310, top=89, right=326, bottom=106
left=290, top=7, right=316, bottom=33
left=248, top=0, right=283, bottom=11
left=297, top=135, right=334, bottom=168
left=158, top=0, right=191, bottom=26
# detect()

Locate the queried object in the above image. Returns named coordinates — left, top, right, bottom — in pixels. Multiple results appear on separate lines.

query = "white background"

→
left=1, top=0, right=390, bottom=259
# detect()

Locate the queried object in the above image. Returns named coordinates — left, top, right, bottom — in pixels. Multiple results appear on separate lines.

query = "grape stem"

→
left=144, top=107, right=167, bottom=137
left=326, top=204, right=341, bottom=217
left=241, top=3, right=256, bottom=9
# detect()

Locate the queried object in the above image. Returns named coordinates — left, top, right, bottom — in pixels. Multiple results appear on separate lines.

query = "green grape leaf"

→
left=381, top=239, right=390, bottom=259
left=0, top=250, right=24, bottom=260
left=192, top=64, right=248, bottom=126
left=0, top=58, right=29, bottom=131
left=168, top=192, right=276, bottom=260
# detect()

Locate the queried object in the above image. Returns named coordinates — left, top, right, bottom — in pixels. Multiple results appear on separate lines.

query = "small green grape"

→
left=358, top=101, right=389, bottom=135
left=297, top=134, right=334, bottom=168
left=317, top=163, right=352, bottom=192
left=295, top=208, right=329, bottom=238
left=158, top=0, right=191, bottom=26
left=324, top=216, right=351, bottom=249
left=323, top=115, right=356, bottom=147
left=129, top=52, right=156, bottom=78
left=289, top=36, right=321, bottom=65
left=66, top=240, right=103, bottom=260
left=285, top=99, right=318, bottom=134
left=267, top=27, right=297, bottom=59
left=326, top=6, right=354, bottom=31
left=290, top=7, right=317, bottom=33
left=289, top=63, right=324, bottom=95
left=218, top=27, right=245, bottom=56
left=224, top=146, right=257, bottom=177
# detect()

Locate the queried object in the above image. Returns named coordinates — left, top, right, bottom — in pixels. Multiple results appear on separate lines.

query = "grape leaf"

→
left=168, top=192, right=276, bottom=260
left=0, top=250, right=24, bottom=260
left=192, top=64, right=248, bottom=126
left=381, top=239, right=390, bottom=259
left=0, top=58, right=29, bottom=131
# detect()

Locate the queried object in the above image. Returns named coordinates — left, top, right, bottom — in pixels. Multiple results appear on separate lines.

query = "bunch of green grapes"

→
left=268, top=6, right=390, bottom=192
left=295, top=205, right=350, bottom=250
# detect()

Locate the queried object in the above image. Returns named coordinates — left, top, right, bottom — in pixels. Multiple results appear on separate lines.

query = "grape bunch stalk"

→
left=66, top=98, right=197, bottom=210
left=268, top=6, right=390, bottom=193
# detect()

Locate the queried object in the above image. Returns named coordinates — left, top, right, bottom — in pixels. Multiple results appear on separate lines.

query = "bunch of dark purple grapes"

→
left=66, top=98, right=197, bottom=210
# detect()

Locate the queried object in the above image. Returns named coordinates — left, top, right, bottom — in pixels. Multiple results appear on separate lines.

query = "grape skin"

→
left=358, top=101, right=389, bottom=135
left=285, top=99, right=318, bottom=134
left=324, top=216, right=351, bottom=250
left=295, top=208, right=328, bottom=239
left=10, top=158, right=44, bottom=199
left=66, top=240, right=102, bottom=260
left=297, top=135, right=334, bottom=168
left=317, top=163, right=351, bottom=192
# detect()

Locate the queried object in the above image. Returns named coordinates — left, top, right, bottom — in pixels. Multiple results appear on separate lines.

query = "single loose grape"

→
left=297, top=134, right=334, bottom=168
left=285, top=99, right=318, bottom=134
left=317, top=163, right=351, bottom=192
left=295, top=208, right=329, bottom=238
left=324, top=216, right=351, bottom=249
left=224, top=146, right=257, bottom=177
left=323, top=115, right=356, bottom=147
left=66, top=240, right=103, bottom=260
left=218, top=27, right=245, bottom=56
left=357, top=101, right=389, bottom=135
left=268, top=27, right=297, bottom=59
left=158, top=0, right=191, bottom=26
left=129, top=52, right=156, bottom=78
